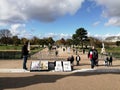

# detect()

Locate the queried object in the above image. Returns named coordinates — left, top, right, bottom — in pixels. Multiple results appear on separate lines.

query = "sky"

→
left=0, top=0, right=120, bottom=40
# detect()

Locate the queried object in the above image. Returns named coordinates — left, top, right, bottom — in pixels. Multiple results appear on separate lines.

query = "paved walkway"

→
left=0, top=68, right=120, bottom=73
left=0, top=47, right=120, bottom=73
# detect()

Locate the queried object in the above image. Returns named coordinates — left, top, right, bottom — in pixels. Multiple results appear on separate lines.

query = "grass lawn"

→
left=97, top=47, right=120, bottom=59
left=0, top=45, right=22, bottom=51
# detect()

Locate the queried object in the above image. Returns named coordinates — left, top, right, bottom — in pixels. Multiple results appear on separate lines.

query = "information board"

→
left=40, top=60, right=48, bottom=70
left=63, top=61, right=71, bottom=71
left=55, top=61, right=63, bottom=71
left=30, top=61, right=40, bottom=71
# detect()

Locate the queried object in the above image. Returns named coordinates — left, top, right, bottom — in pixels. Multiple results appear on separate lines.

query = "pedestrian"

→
left=104, top=54, right=109, bottom=66
left=55, top=50, right=58, bottom=56
left=88, top=46, right=98, bottom=69
left=70, top=55, right=74, bottom=65
left=76, top=50, right=78, bottom=55
left=83, top=49, right=85, bottom=54
left=76, top=55, right=81, bottom=65
left=109, top=53, right=113, bottom=66
left=67, top=55, right=74, bottom=70
left=21, top=41, right=29, bottom=70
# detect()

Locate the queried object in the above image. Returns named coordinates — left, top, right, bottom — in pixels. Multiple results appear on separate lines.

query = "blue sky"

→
left=0, top=0, right=120, bottom=40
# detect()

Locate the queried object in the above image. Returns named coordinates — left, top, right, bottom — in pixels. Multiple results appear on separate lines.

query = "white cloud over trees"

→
left=93, top=0, right=120, bottom=26
left=0, top=0, right=84, bottom=24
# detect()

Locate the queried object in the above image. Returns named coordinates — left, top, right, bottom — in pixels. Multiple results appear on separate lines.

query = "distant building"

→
left=105, top=36, right=120, bottom=42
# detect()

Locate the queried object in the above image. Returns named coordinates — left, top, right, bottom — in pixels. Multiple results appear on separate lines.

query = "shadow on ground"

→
left=0, top=69, right=120, bottom=90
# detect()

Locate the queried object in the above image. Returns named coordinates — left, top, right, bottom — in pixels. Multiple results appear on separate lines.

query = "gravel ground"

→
left=0, top=47, right=120, bottom=90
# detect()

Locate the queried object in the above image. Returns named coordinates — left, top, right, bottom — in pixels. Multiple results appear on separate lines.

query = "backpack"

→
left=92, top=49, right=98, bottom=59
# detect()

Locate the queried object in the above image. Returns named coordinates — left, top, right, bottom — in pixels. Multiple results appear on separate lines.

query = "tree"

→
left=47, top=37, right=55, bottom=45
left=88, top=37, right=102, bottom=48
left=66, top=39, right=73, bottom=46
left=12, top=36, right=20, bottom=46
left=72, top=28, right=88, bottom=48
left=116, top=41, right=120, bottom=46
left=42, top=37, right=55, bottom=46
left=21, top=38, right=28, bottom=45
left=60, top=38, right=66, bottom=45
left=39, top=39, right=46, bottom=47
left=0, top=29, right=12, bottom=45
left=30, top=36, right=40, bottom=45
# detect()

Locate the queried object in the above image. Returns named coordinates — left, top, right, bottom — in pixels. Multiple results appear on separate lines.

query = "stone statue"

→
left=102, top=43, right=104, bottom=48
left=101, top=42, right=106, bottom=54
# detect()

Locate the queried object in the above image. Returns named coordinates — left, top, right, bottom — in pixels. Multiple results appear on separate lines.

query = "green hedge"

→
left=0, top=51, right=22, bottom=59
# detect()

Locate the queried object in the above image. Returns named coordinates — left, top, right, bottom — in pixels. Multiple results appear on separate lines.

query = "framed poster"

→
left=63, top=61, right=71, bottom=71
left=40, top=60, right=48, bottom=70
left=48, top=62, right=55, bottom=70
left=55, top=61, right=63, bottom=71
left=30, top=61, right=40, bottom=71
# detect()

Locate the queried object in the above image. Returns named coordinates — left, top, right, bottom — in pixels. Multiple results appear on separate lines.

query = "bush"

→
left=0, top=51, right=21, bottom=59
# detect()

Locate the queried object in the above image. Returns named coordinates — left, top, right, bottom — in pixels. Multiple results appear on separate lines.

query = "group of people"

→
left=67, top=55, right=81, bottom=66
left=88, top=46, right=113, bottom=69
left=105, top=54, right=113, bottom=66
left=21, top=42, right=113, bottom=70
left=67, top=46, right=99, bottom=69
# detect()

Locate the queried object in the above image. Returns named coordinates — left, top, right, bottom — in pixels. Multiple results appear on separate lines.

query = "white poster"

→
left=55, top=61, right=63, bottom=71
left=63, top=61, right=71, bottom=71
left=40, top=60, right=48, bottom=70
left=56, top=61, right=62, bottom=67
left=30, top=61, right=40, bottom=71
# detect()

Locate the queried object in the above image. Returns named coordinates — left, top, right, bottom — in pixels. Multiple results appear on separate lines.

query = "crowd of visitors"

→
left=21, top=44, right=113, bottom=70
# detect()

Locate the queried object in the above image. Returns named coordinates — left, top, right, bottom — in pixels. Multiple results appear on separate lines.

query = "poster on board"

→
left=55, top=61, right=63, bottom=71
left=48, top=62, right=55, bottom=70
left=30, top=61, right=40, bottom=71
left=63, top=61, right=71, bottom=71
left=40, top=60, right=48, bottom=70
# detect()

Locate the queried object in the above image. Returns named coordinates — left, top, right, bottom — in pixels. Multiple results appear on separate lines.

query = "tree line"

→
left=0, top=29, right=55, bottom=46
left=0, top=28, right=107, bottom=48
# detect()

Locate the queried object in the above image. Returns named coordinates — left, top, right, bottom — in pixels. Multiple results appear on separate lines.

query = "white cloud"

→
left=0, top=0, right=84, bottom=24
left=10, top=24, right=34, bottom=39
left=93, top=0, right=120, bottom=26
left=45, top=33, right=58, bottom=38
left=59, top=33, right=72, bottom=39
left=89, top=32, right=120, bottom=41
left=0, top=22, right=7, bottom=26
left=10, top=24, right=26, bottom=36
left=93, top=21, right=101, bottom=26
left=105, top=17, right=120, bottom=26
left=44, top=33, right=72, bottom=40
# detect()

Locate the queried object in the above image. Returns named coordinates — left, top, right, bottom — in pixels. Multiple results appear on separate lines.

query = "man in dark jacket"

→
left=76, top=55, right=81, bottom=65
left=22, top=42, right=29, bottom=70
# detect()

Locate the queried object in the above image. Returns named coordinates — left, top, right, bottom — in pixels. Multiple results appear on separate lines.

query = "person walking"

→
left=88, top=46, right=98, bottom=69
left=109, top=54, right=113, bottom=66
left=22, top=42, right=29, bottom=70
left=76, top=55, right=81, bottom=65
left=55, top=50, right=58, bottom=56
left=67, top=55, right=74, bottom=70
left=104, top=54, right=109, bottom=66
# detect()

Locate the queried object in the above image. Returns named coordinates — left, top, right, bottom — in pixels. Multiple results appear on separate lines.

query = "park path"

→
left=30, top=47, right=120, bottom=70
left=31, top=47, right=75, bottom=60
left=0, top=47, right=120, bottom=90
left=0, top=47, right=120, bottom=70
